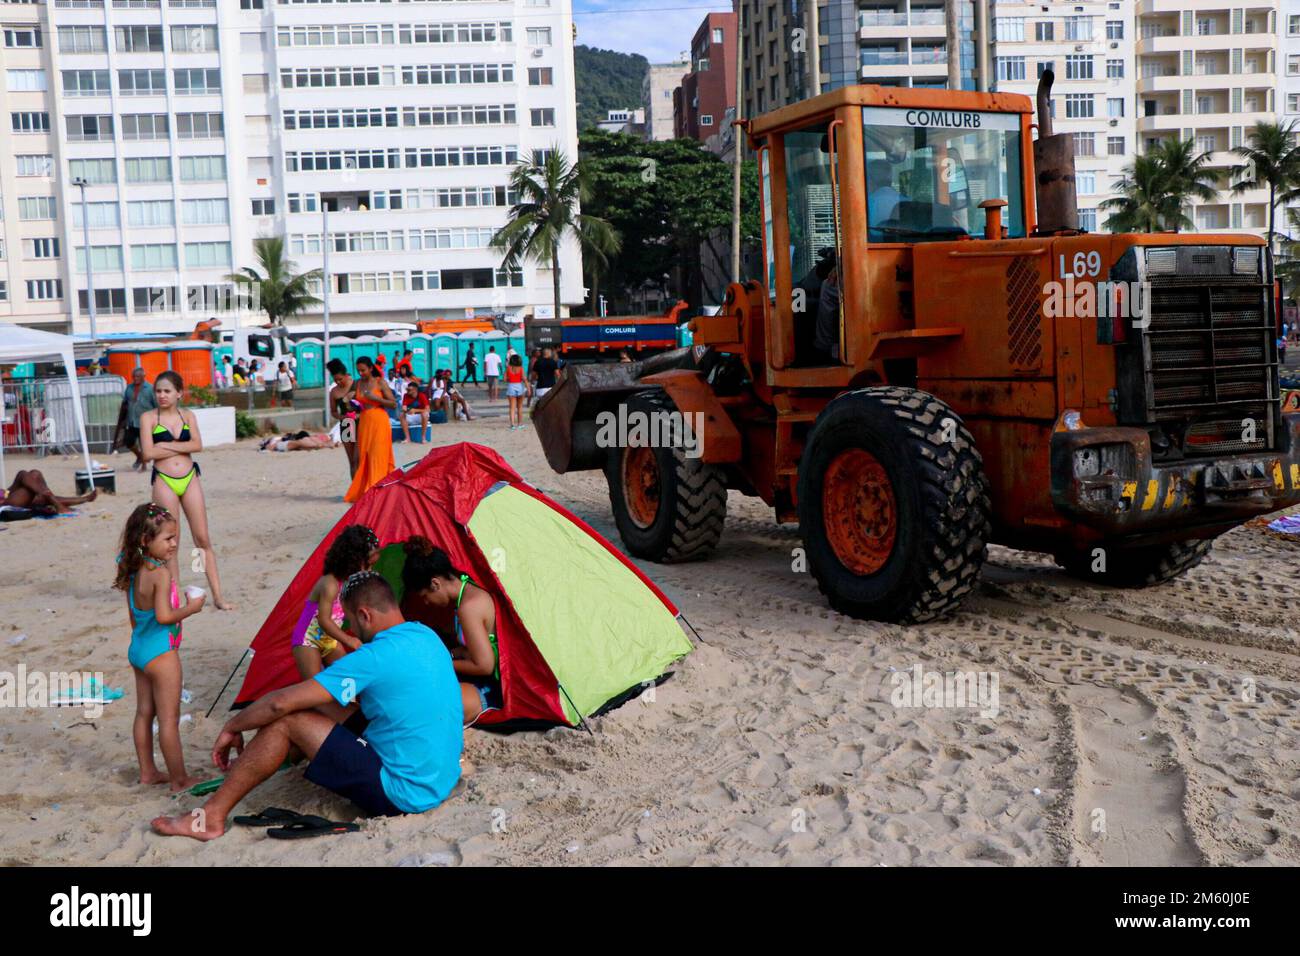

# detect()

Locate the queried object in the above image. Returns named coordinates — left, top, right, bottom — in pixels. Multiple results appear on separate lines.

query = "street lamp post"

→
left=71, top=177, right=98, bottom=341
left=321, top=204, right=332, bottom=429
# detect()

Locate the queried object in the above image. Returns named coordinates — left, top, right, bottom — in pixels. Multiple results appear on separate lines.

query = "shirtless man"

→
left=0, top=469, right=97, bottom=514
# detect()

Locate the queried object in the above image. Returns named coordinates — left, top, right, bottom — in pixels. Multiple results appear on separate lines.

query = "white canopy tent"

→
left=0, top=324, right=95, bottom=489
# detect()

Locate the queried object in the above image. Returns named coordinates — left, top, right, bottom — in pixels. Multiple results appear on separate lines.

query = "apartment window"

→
left=121, top=113, right=169, bottom=140
left=75, top=245, right=124, bottom=273
left=61, top=70, right=110, bottom=96
left=25, top=237, right=60, bottom=259
left=1107, top=135, right=1126, bottom=155
left=1290, top=93, right=1300, bottom=114
left=180, top=155, right=226, bottom=181
left=1106, top=20, right=1123, bottom=40
left=251, top=197, right=275, bottom=216
left=127, top=200, right=174, bottom=227
left=16, top=154, right=53, bottom=177
left=78, top=289, right=127, bottom=315
left=530, top=108, right=555, bottom=127
left=240, top=0, right=264, bottom=8
left=1065, top=55, right=1093, bottom=80
left=1107, top=59, right=1124, bottom=79
left=125, top=156, right=171, bottom=182
left=1289, top=55, right=1300, bottom=77
left=1065, top=93, right=1094, bottom=118
left=712, top=27, right=723, bottom=44
left=59, top=26, right=106, bottom=53
left=526, top=27, right=551, bottom=45
left=1197, top=95, right=1212, bottom=114
left=11, top=111, right=50, bottom=133
left=1290, top=15, right=1300, bottom=36
left=1107, top=97, right=1124, bottom=118
left=1037, top=60, right=1055, bottom=79
left=1076, top=173, right=1097, bottom=194
left=243, top=73, right=268, bottom=94
left=185, top=241, right=231, bottom=268
left=997, top=56, right=1026, bottom=82
left=1078, top=209, right=1097, bottom=231
left=3, top=27, right=41, bottom=49
left=527, top=67, right=553, bottom=86
left=700, top=114, right=714, bottom=126
left=1065, top=16, right=1092, bottom=41
left=171, top=25, right=218, bottom=52
left=131, top=244, right=178, bottom=270
left=1072, top=132, right=1095, bottom=156
left=995, top=17, right=1024, bottom=42
left=18, top=197, right=57, bottom=220
left=119, top=70, right=167, bottom=95
left=133, top=287, right=178, bottom=314
left=176, top=112, right=223, bottom=139
left=72, top=202, right=120, bottom=229
left=67, top=115, right=114, bottom=141
left=69, top=158, right=116, bottom=184
left=0, top=282, right=6, bottom=302
left=174, top=68, right=221, bottom=94
left=182, top=199, right=227, bottom=225
left=7, top=69, right=48, bottom=92
left=1196, top=18, right=1213, bottom=36
left=26, top=279, right=62, bottom=301
left=115, top=25, right=162, bottom=52
left=1034, top=22, right=1053, bottom=41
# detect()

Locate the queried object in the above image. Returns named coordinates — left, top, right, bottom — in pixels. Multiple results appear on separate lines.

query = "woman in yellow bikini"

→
left=140, top=371, right=231, bottom=609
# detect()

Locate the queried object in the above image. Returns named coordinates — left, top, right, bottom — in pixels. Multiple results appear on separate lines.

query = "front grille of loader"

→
left=1138, top=273, right=1277, bottom=456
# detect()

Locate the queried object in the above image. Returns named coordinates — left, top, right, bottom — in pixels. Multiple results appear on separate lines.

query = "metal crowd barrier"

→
left=1, top=375, right=126, bottom=456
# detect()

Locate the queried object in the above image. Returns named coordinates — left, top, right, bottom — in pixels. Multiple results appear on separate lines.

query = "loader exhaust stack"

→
left=1032, top=69, right=1079, bottom=233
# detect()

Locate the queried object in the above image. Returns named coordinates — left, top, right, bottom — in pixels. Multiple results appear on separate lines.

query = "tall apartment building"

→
left=642, top=58, right=687, bottom=141
left=1135, top=1, right=1279, bottom=233
left=0, top=0, right=581, bottom=334
left=990, top=1, right=1137, bottom=233
left=673, top=11, right=737, bottom=150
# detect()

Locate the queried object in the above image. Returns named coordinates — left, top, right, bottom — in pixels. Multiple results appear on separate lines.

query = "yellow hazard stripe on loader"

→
left=1292, top=463, right=1300, bottom=490
left=1162, top=475, right=1181, bottom=510
left=1141, top=479, right=1160, bottom=511
left=1273, top=461, right=1286, bottom=490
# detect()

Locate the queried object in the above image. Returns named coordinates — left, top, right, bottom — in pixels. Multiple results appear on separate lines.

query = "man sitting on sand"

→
left=151, top=572, right=463, bottom=840
left=0, top=469, right=98, bottom=516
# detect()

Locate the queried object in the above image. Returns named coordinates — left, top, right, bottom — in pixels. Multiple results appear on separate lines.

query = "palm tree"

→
left=1275, top=207, right=1300, bottom=292
left=226, top=236, right=321, bottom=326
left=1150, top=138, right=1219, bottom=232
left=492, top=147, right=619, bottom=322
left=1101, top=154, right=1177, bottom=233
left=579, top=214, right=622, bottom=314
left=1230, top=120, right=1300, bottom=251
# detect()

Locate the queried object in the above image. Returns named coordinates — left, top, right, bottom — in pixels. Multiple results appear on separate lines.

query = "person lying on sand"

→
left=258, top=431, right=338, bottom=453
left=0, top=469, right=98, bottom=515
left=151, top=571, right=463, bottom=840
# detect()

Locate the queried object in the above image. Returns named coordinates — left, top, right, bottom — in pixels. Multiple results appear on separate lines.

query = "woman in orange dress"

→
left=344, top=356, right=397, bottom=503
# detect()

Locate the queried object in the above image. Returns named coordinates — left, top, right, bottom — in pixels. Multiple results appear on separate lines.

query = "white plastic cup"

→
left=185, top=586, right=206, bottom=602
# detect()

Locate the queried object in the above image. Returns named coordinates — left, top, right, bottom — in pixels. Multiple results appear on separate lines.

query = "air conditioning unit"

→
left=531, top=47, right=544, bottom=58
left=1109, top=119, right=1118, bottom=126
left=1075, top=45, right=1084, bottom=52
left=1110, top=42, right=1118, bottom=49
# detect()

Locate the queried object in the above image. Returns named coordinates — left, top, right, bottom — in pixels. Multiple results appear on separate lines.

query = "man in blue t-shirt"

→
left=151, top=572, right=462, bottom=841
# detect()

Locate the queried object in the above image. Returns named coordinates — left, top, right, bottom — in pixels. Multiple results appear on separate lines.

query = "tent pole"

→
left=678, top=612, right=706, bottom=645
left=206, top=648, right=250, bottom=719
left=63, top=347, right=94, bottom=481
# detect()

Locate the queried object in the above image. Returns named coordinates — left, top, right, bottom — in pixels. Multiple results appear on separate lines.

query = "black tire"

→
left=797, top=386, right=991, bottom=623
left=604, top=390, right=727, bottom=562
left=1055, top=538, right=1213, bottom=587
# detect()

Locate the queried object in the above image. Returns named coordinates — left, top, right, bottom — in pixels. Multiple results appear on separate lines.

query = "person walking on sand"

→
left=328, top=358, right=360, bottom=478
left=276, top=361, right=296, bottom=408
left=344, top=356, right=397, bottom=503
left=115, top=503, right=206, bottom=792
left=460, top=345, right=478, bottom=386
left=120, top=368, right=157, bottom=473
left=140, top=371, right=232, bottom=609
left=150, top=571, right=463, bottom=840
left=483, top=346, right=502, bottom=401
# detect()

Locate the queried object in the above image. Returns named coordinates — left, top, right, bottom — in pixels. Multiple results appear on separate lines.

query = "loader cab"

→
left=752, top=87, right=1035, bottom=381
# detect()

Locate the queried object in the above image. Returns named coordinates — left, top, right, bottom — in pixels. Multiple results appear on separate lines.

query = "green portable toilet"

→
left=507, top=330, right=528, bottom=373
left=677, top=324, right=693, bottom=347
left=408, top=334, right=432, bottom=380
left=377, top=338, right=406, bottom=371
left=455, top=331, right=486, bottom=378
left=350, top=336, right=382, bottom=371
left=431, top=333, right=456, bottom=375
left=294, top=338, right=325, bottom=389
left=480, top=331, right=507, bottom=376
left=325, top=339, right=356, bottom=378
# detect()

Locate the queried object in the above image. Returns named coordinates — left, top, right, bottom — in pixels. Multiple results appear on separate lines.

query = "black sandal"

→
left=266, top=815, right=360, bottom=839
left=233, top=807, right=305, bottom=827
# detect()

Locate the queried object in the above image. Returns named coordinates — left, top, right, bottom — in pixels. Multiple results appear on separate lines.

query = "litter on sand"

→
left=1266, top=515, right=1300, bottom=535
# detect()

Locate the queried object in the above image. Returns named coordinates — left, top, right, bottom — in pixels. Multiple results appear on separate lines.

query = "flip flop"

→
left=266, top=815, right=360, bottom=840
left=234, top=807, right=305, bottom=828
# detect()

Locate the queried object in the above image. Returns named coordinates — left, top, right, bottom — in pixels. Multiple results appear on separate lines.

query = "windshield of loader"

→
left=863, top=107, right=1024, bottom=243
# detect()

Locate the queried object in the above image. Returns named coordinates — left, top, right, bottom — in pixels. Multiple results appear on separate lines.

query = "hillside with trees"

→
left=574, top=45, right=649, bottom=131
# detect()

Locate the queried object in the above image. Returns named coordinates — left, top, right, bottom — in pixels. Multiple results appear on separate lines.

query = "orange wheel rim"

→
left=822, top=448, right=897, bottom=575
left=622, top=445, right=660, bottom=529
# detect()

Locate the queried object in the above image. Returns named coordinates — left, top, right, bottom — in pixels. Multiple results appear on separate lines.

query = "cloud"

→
left=573, top=1, right=726, bottom=63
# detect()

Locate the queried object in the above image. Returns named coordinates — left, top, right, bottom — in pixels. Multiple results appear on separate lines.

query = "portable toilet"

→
left=480, top=331, right=507, bottom=373
left=215, top=343, right=234, bottom=375
left=455, top=331, right=485, bottom=378
left=350, top=336, right=382, bottom=371
left=677, top=323, right=693, bottom=347
left=168, top=341, right=215, bottom=388
left=294, top=338, right=325, bottom=389
left=407, top=334, right=433, bottom=381
left=431, top=332, right=457, bottom=376
left=107, top=343, right=169, bottom=383
left=507, top=330, right=528, bottom=374
left=377, top=338, right=406, bottom=371
left=324, top=338, right=354, bottom=378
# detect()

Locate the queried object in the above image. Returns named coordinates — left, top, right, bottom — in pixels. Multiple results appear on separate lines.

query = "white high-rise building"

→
left=990, top=1, right=1137, bottom=233
left=0, top=0, right=581, bottom=334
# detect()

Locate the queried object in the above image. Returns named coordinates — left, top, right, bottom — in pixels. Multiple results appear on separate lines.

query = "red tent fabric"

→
left=232, top=442, right=677, bottom=726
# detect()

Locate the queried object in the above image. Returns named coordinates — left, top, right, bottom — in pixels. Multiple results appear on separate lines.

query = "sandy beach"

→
left=2, top=390, right=1298, bottom=867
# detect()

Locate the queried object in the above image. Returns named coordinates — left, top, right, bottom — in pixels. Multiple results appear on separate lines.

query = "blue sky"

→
left=572, top=0, right=731, bottom=63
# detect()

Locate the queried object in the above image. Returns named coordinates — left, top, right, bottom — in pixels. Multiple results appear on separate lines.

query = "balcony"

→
left=858, top=8, right=945, bottom=39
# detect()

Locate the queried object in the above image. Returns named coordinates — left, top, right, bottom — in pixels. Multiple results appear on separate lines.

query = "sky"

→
left=572, top=0, right=732, bottom=64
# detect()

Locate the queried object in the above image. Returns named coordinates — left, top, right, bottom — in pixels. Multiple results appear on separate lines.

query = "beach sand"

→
left=1, top=394, right=1298, bottom=866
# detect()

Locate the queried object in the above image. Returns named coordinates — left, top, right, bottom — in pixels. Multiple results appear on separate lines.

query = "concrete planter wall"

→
left=189, top=405, right=236, bottom=447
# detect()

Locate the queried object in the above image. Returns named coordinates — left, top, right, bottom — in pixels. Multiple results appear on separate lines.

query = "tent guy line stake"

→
left=678, top=613, right=706, bottom=645
left=206, top=648, right=251, bottom=719
left=558, top=684, right=593, bottom=735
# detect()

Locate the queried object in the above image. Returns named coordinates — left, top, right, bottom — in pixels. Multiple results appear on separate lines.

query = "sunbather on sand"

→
left=0, top=469, right=98, bottom=514
left=258, top=431, right=338, bottom=453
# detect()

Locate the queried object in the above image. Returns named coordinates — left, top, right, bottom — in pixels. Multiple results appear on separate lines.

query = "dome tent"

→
left=233, top=442, right=692, bottom=726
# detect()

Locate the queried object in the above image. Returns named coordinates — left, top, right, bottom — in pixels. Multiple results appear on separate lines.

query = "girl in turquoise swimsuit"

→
left=140, top=371, right=230, bottom=610
left=114, top=503, right=206, bottom=790
left=400, top=535, right=500, bottom=724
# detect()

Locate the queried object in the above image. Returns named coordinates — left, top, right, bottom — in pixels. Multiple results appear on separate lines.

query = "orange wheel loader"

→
left=534, top=77, right=1300, bottom=623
